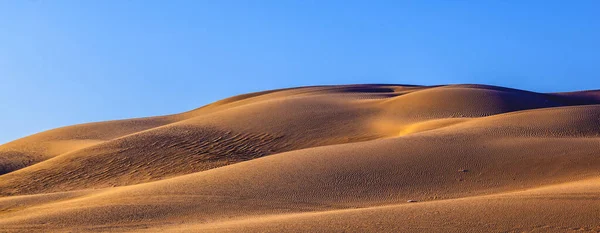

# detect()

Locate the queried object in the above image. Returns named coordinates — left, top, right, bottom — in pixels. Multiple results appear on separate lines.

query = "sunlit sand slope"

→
left=1, top=84, right=599, bottom=232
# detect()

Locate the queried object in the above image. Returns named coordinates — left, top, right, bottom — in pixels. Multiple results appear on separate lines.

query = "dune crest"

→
left=1, top=84, right=599, bottom=232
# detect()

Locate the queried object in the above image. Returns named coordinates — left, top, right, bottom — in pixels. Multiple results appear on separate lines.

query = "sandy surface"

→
left=1, top=84, right=599, bottom=232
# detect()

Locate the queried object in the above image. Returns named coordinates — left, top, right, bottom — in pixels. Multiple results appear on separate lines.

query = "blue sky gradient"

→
left=2, top=1, right=600, bottom=143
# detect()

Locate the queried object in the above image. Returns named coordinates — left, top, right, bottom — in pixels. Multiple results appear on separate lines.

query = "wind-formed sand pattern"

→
left=1, top=84, right=599, bottom=232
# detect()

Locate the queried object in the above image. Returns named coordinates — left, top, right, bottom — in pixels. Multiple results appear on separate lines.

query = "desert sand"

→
left=1, top=84, right=599, bottom=232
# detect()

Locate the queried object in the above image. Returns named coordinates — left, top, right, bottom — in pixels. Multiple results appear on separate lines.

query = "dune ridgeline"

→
left=1, top=84, right=600, bottom=232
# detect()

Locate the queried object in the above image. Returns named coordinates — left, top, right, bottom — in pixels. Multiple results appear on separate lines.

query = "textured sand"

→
left=1, top=84, right=599, bottom=232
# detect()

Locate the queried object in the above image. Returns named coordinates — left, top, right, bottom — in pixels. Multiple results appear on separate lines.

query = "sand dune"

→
left=1, top=84, right=599, bottom=232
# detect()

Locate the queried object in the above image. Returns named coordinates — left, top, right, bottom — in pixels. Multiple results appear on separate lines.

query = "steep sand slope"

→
left=0, top=84, right=599, bottom=232
left=0, top=87, right=400, bottom=195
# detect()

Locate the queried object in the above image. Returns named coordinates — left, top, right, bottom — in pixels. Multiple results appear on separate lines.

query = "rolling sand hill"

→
left=1, top=84, right=599, bottom=232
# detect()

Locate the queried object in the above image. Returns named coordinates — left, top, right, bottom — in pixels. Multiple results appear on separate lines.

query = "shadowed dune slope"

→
left=167, top=178, right=600, bottom=233
left=1, top=84, right=600, bottom=232
left=0, top=116, right=179, bottom=175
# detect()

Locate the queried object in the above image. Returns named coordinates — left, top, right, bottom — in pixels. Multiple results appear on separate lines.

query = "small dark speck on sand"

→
left=459, top=169, right=469, bottom=172
left=407, top=200, right=418, bottom=203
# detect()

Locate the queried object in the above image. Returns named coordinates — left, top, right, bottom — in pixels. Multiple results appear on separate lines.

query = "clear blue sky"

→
left=1, top=1, right=600, bottom=144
